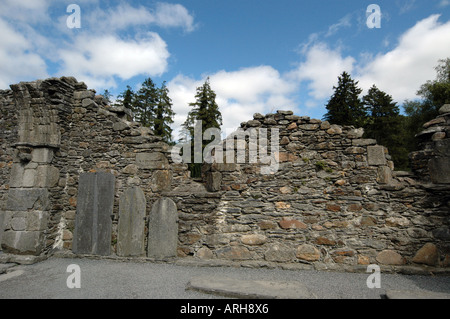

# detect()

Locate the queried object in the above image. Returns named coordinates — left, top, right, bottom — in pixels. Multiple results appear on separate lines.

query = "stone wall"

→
left=0, top=77, right=449, bottom=272
left=0, top=77, right=190, bottom=256
left=186, top=110, right=450, bottom=269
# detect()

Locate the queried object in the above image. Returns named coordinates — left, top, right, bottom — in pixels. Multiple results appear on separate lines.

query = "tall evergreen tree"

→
left=133, top=78, right=158, bottom=128
left=182, top=77, right=222, bottom=177
left=323, top=72, right=366, bottom=127
left=183, top=77, right=222, bottom=137
left=363, top=85, right=408, bottom=169
left=115, top=85, right=134, bottom=110
left=154, top=81, right=175, bottom=144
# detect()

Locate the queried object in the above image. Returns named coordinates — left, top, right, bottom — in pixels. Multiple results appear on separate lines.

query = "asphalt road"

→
left=0, top=256, right=449, bottom=299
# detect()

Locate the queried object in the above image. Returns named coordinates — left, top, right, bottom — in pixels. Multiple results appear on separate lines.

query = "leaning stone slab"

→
left=186, top=276, right=316, bottom=299
left=73, top=172, right=115, bottom=256
left=148, top=198, right=178, bottom=259
left=117, top=187, right=146, bottom=257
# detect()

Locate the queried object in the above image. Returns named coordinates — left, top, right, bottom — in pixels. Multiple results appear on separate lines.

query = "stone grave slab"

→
left=73, top=172, right=115, bottom=256
left=148, top=197, right=178, bottom=259
left=117, top=187, right=146, bottom=257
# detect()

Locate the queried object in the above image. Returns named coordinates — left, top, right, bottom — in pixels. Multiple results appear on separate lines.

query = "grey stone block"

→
left=117, top=187, right=146, bottom=257
left=6, top=188, right=50, bottom=211
left=429, top=157, right=450, bottom=184
left=9, top=164, right=24, bottom=188
left=136, top=152, right=169, bottom=169
left=205, top=171, right=222, bottom=192
left=367, top=145, right=386, bottom=166
left=35, top=165, right=60, bottom=188
left=148, top=198, right=178, bottom=259
left=31, top=148, right=54, bottom=163
left=1, top=230, right=44, bottom=255
left=73, top=172, right=115, bottom=256
left=27, top=211, right=49, bottom=231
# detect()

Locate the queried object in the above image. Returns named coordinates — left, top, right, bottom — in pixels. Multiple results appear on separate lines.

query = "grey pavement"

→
left=0, top=256, right=449, bottom=299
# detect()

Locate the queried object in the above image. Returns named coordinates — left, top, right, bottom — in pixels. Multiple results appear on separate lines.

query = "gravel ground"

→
left=0, top=256, right=449, bottom=299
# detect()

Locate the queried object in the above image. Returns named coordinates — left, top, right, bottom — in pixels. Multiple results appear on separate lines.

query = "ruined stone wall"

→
left=190, top=110, right=450, bottom=270
left=0, top=77, right=190, bottom=256
left=0, top=77, right=449, bottom=272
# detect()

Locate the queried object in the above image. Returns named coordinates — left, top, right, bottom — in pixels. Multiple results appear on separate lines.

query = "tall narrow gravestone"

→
left=117, top=187, right=146, bottom=257
left=148, top=197, right=178, bottom=259
left=0, top=211, right=4, bottom=252
left=73, top=172, right=115, bottom=256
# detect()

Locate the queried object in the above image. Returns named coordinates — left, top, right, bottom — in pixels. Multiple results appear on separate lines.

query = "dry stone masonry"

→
left=0, top=77, right=449, bottom=273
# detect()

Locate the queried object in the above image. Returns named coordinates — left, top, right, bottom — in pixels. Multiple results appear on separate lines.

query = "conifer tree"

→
left=183, top=77, right=222, bottom=137
left=154, top=81, right=175, bottom=144
left=115, top=85, right=134, bottom=110
left=363, top=85, right=408, bottom=169
left=182, top=77, right=222, bottom=177
left=133, top=78, right=158, bottom=128
left=323, top=72, right=366, bottom=127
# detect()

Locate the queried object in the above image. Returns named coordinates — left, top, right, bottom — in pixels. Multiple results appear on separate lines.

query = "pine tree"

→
left=183, top=77, right=222, bottom=137
left=363, top=85, right=408, bottom=169
left=154, top=81, right=175, bottom=144
left=101, top=89, right=113, bottom=105
left=133, top=78, right=158, bottom=128
left=115, top=85, right=134, bottom=110
left=323, top=72, right=366, bottom=127
left=182, top=77, right=222, bottom=177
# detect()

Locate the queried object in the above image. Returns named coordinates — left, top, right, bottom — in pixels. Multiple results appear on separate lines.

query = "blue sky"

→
left=1, top=0, right=450, bottom=135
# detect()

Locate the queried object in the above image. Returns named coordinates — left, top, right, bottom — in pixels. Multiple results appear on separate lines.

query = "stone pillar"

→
left=1, top=81, right=62, bottom=256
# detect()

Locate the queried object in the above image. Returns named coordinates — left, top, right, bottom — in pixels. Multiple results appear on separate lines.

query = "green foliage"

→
left=182, top=77, right=223, bottom=178
left=401, top=58, right=450, bottom=155
left=322, top=59, right=449, bottom=171
left=323, top=72, right=367, bottom=127
left=133, top=78, right=158, bottom=128
left=153, top=82, right=175, bottom=144
left=183, top=77, right=222, bottom=137
left=115, top=85, right=134, bottom=110
left=362, top=85, right=409, bottom=170
left=114, top=78, right=175, bottom=143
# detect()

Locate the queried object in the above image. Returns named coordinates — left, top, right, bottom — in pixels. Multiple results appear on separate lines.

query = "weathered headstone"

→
left=148, top=197, right=178, bottom=259
left=73, top=172, right=115, bottom=256
left=117, top=187, right=146, bottom=257
left=0, top=211, right=4, bottom=251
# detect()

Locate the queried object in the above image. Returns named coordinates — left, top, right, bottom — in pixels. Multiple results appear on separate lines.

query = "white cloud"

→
left=0, top=18, right=48, bottom=89
left=85, top=2, right=196, bottom=33
left=439, top=0, right=450, bottom=7
left=167, top=66, right=298, bottom=137
left=289, top=42, right=356, bottom=100
left=0, top=0, right=51, bottom=23
left=57, top=33, right=170, bottom=90
left=326, top=14, right=352, bottom=37
left=357, top=14, right=450, bottom=102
